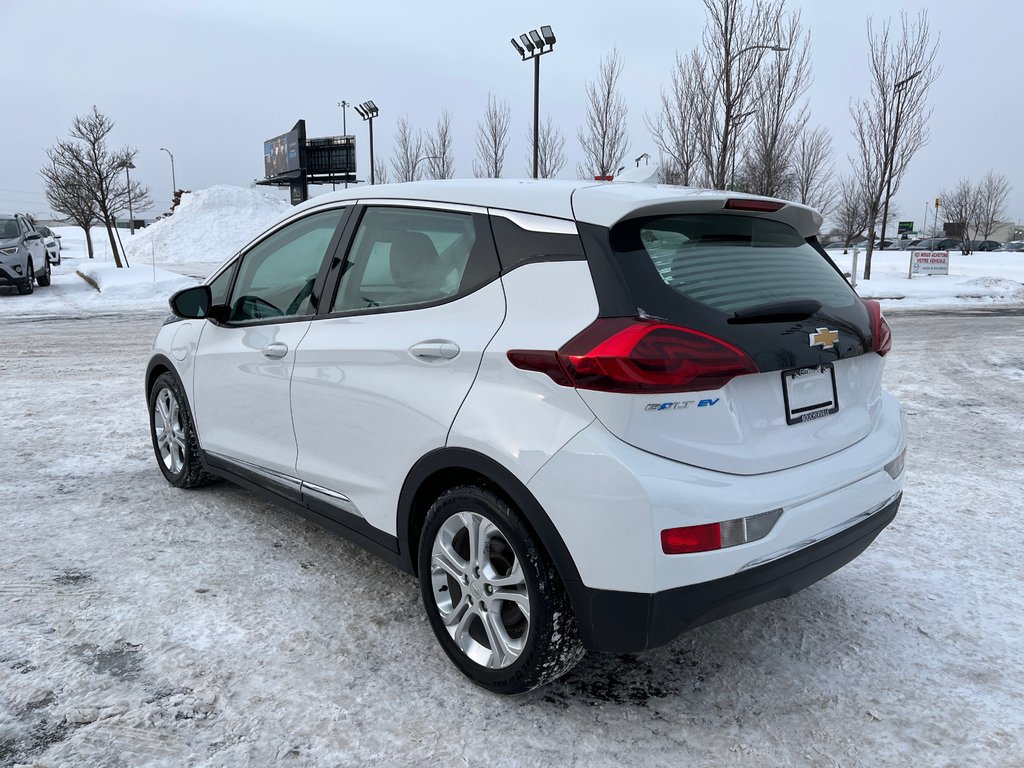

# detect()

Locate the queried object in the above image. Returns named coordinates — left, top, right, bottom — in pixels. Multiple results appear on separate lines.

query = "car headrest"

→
left=388, top=231, right=441, bottom=284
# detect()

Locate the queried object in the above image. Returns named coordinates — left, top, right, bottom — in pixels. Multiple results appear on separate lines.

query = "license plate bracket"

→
left=782, top=364, right=839, bottom=425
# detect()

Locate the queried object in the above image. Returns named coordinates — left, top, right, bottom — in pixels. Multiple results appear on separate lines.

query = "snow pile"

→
left=826, top=248, right=1024, bottom=309
left=125, top=185, right=288, bottom=266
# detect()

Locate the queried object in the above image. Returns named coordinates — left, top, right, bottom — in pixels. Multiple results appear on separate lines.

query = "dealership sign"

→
left=909, top=251, right=949, bottom=277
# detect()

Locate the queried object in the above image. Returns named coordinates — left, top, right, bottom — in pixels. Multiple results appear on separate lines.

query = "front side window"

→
left=332, top=207, right=479, bottom=313
left=227, top=208, right=345, bottom=322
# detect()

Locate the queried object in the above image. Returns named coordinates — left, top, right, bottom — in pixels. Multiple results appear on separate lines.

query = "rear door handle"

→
left=409, top=341, right=460, bottom=361
left=261, top=342, right=289, bottom=359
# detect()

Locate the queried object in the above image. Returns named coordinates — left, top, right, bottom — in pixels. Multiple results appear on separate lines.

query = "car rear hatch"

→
left=560, top=193, right=890, bottom=476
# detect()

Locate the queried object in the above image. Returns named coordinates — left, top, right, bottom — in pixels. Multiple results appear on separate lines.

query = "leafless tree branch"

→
left=473, top=94, right=511, bottom=178
left=577, top=48, right=630, bottom=178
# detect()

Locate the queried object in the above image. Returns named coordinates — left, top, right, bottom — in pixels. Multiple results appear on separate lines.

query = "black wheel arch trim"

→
left=146, top=354, right=186, bottom=400
left=397, top=447, right=585, bottom=589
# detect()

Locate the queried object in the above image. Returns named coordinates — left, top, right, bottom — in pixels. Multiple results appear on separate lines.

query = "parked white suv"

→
left=147, top=179, right=905, bottom=693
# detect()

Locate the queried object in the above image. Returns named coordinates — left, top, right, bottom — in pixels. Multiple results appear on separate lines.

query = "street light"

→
left=413, top=155, right=442, bottom=180
left=729, top=109, right=756, bottom=190
left=355, top=101, right=380, bottom=184
left=159, top=147, right=176, bottom=200
left=877, top=69, right=923, bottom=255
left=511, top=25, right=556, bottom=179
left=634, top=153, right=650, bottom=168
left=123, top=160, right=136, bottom=234
left=737, top=43, right=790, bottom=56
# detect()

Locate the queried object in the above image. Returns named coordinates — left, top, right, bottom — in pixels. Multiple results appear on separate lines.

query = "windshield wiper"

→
left=729, top=299, right=822, bottom=324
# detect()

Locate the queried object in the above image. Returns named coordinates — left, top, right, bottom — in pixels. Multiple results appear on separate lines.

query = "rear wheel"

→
left=16, top=261, right=34, bottom=295
left=418, top=485, right=584, bottom=694
left=36, top=259, right=50, bottom=286
left=148, top=372, right=214, bottom=488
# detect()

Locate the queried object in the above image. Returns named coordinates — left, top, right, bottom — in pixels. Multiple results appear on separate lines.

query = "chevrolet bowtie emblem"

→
left=809, top=327, right=839, bottom=349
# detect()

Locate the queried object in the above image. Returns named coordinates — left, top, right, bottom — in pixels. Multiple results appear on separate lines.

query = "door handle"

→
left=261, top=342, right=289, bottom=359
left=409, top=341, right=460, bottom=361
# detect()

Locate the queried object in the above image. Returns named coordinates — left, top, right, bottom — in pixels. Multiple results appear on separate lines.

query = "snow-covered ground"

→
left=1, top=309, right=1021, bottom=766
left=1, top=186, right=1023, bottom=765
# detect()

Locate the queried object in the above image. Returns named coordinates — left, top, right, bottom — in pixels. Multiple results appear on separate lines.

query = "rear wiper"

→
left=729, top=299, right=822, bottom=324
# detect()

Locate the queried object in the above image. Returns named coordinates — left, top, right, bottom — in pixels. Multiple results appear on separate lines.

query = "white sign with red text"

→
left=909, top=251, right=949, bottom=277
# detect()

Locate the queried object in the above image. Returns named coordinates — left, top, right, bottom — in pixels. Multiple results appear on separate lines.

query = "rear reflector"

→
left=661, top=508, right=783, bottom=555
left=508, top=318, right=759, bottom=394
left=884, top=448, right=905, bottom=479
left=724, top=198, right=786, bottom=213
left=863, top=299, right=892, bottom=356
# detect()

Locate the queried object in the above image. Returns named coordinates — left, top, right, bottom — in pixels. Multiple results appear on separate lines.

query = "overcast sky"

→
left=5, top=0, right=1021, bottom=232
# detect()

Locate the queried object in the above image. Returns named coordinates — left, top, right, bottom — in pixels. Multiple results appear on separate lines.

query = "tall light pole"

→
left=877, top=69, right=923, bottom=256
left=159, top=147, right=176, bottom=199
left=355, top=101, right=379, bottom=185
left=729, top=109, right=755, bottom=190
left=511, top=25, right=556, bottom=180
left=123, top=160, right=136, bottom=234
left=338, top=100, right=350, bottom=189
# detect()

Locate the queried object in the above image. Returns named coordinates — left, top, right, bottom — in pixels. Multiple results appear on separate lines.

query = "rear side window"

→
left=331, top=206, right=497, bottom=313
left=611, top=214, right=857, bottom=316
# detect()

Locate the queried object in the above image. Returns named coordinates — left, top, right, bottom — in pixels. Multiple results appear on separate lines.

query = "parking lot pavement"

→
left=1, top=311, right=1022, bottom=766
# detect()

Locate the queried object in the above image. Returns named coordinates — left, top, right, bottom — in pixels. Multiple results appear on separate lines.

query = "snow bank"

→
left=75, top=262, right=195, bottom=301
left=125, top=185, right=288, bottom=266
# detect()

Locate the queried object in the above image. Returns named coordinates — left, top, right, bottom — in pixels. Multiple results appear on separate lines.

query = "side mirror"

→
left=54, top=234, right=61, bottom=240
left=24, top=232, right=41, bottom=241
left=169, top=285, right=212, bottom=319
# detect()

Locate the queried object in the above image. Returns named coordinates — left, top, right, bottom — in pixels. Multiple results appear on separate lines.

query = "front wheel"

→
left=148, top=372, right=214, bottom=488
left=36, top=259, right=51, bottom=286
left=418, top=485, right=584, bottom=694
left=16, top=260, right=34, bottom=294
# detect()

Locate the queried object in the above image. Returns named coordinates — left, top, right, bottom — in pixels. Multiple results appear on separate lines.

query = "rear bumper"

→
left=570, top=493, right=900, bottom=653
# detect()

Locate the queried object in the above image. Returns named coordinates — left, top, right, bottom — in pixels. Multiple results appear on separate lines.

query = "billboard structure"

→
left=256, top=119, right=357, bottom=204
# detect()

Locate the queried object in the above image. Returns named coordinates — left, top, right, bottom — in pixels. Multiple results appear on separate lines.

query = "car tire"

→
left=36, top=259, right=51, bottom=287
left=148, top=372, right=214, bottom=488
left=16, top=260, right=34, bottom=295
left=418, top=485, right=585, bottom=694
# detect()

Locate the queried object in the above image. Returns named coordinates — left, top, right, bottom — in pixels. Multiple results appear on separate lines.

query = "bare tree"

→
left=791, top=125, right=836, bottom=218
left=40, top=159, right=99, bottom=258
left=425, top=111, right=455, bottom=180
left=647, top=51, right=702, bottom=186
left=374, top=155, right=389, bottom=185
left=391, top=116, right=425, bottom=183
left=739, top=11, right=811, bottom=196
left=850, top=10, right=940, bottom=278
left=526, top=116, right=567, bottom=178
left=976, top=170, right=1011, bottom=240
left=473, top=94, right=511, bottom=178
left=41, top=107, right=151, bottom=267
left=692, top=0, right=786, bottom=189
left=833, top=175, right=871, bottom=247
left=577, top=48, right=630, bottom=178
left=939, top=179, right=978, bottom=251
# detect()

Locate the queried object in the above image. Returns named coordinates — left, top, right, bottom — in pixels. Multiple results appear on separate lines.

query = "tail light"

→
left=507, top=318, right=759, bottom=394
left=863, top=300, right=892, bottom=356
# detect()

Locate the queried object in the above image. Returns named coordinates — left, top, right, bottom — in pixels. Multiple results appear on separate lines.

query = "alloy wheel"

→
left=429, top=510, right=531, bottom=669
left=153, top=386, right=186, bottom=475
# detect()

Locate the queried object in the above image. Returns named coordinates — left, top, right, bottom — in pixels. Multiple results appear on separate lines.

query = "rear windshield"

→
left=610, top=213, right=857, bottom=316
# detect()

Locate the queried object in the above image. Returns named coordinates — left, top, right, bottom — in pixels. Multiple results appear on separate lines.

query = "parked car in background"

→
left=35, top=225, right=61, bottom=265
left=996, top=241, right=1024, bottom=252
left=968, top=240, right=1001, bottom=252
left=147, top=179, right=906, bottom=692
left=909, top=238, right=959, bottom=251
left=0, top=213, right=51, bottom=294
left=894, top=239, right=922, bottom=250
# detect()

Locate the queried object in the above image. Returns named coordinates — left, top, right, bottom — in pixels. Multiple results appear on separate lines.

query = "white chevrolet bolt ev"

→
left=147, top=179, right=905, bottom=693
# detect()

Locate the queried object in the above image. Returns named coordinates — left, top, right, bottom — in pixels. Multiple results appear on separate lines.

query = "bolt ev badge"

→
left=809, top=328, right=839, bottom=349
